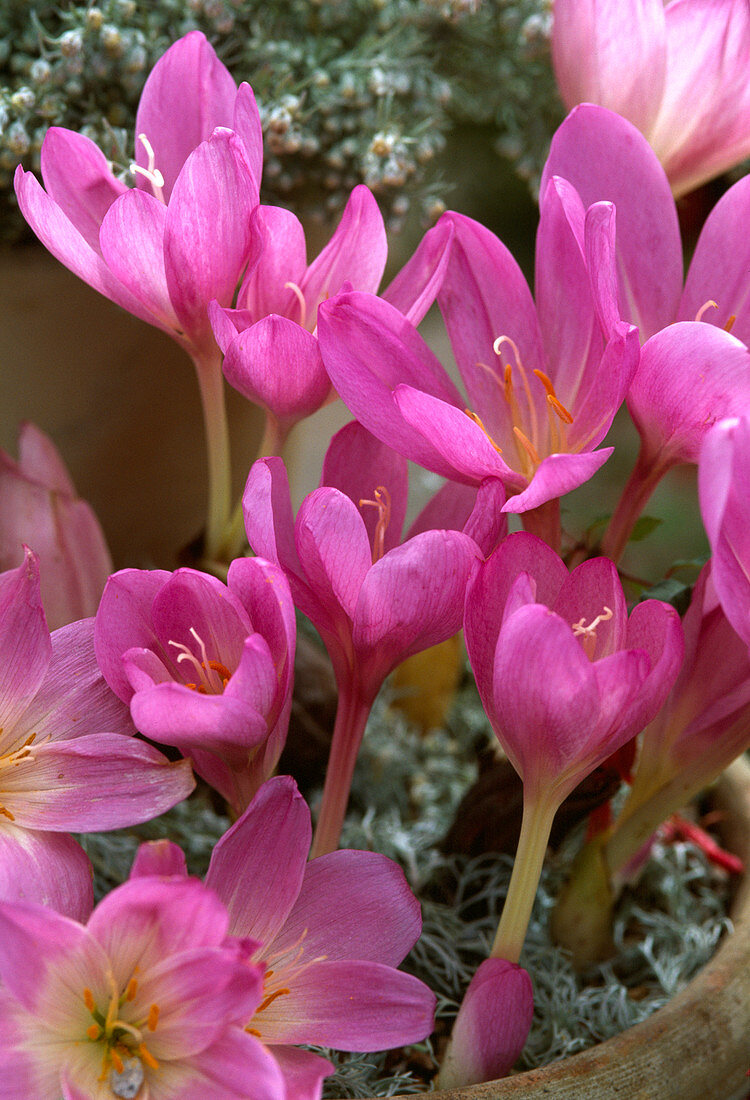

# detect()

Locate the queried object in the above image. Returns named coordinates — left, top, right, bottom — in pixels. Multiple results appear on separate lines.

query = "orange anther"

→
left=111, top=1049, right=125, bottom=1074
left=147, top=1004, right=159, bottom=1031
left=125, top=978, right=138, bottom=1001
left=83, top=988, right=96, bottom=1012
left=464, top=409, right=503, bottom=454
left=86, top=1023, right=101, bottom=1041
left=257, top=987, right=291, bottom=1014
left=138, top=1043, right=160, bottom=1070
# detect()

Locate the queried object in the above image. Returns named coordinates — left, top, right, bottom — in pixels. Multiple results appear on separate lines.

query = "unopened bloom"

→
left=0, top=876, right=285, bottom=1100
left=0, top=549, right=194, bottom=921
left=552, top=0, right=750, bottom=197
left=94, top=557, right=295, bottom=814
left=318, top=183, right=638, bottom=521
left=0, top=422, right=111, bottom=629
left=132, top=775, right=436, bottom=1097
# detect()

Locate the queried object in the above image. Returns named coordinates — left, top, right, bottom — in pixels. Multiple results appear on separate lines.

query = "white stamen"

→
left=284, top=281, right=308, bottom=329
left=130, top=133, right=165, bottom=203
left=695, top=299, right=718, bottom=323
left=572, top=606, right=613, bottom=659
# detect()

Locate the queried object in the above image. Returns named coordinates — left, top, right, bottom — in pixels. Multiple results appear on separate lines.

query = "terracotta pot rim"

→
left=404, top=758, right=750, bottom=1100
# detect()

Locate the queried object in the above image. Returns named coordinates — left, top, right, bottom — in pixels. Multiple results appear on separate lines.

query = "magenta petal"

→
left=238, top=205, right=307, bottom=319
left=257, top=959, right=435, bottom=1049
left=382, top=216, right=454, bottom=326
left=680, top=174, right=750, bottom=347
left=295, top=488, right=371, bottom=621
left=629, top=321, right=750, bottom=465
left=501, top=449, right=613, bottom=514
left=0, top=826, right=92, bottom=921
left=270, top=848, right=421, bottom=966
left=14, top=167, right=160, bottom=329
left=130, top=682, right=267, bottom=762
left=40, top=127, right=128, bottom=252
left=551, top=0, right=666, bottom=134
left=0, top=551, right=50, bottom=728
left=150, top=568, right=251, bottom=671
left=568, top=322, right=640, bottom=454
left=407, top=480, right=478, bottom=541
left=269, top=1046, right=333, bottom=1100
left=99, top=188, right=178, bottom=330
left=623, top=598, right=684, bottom=735
left=322, top=422, right=409, bottom=553
left=206, top=776, right=310, bottom=945
left=134, top=31, right=238, bottom=201
left=164, top=129, right=260, bottom=338
left=441, top=958, right=533, bottom=1087
left=553, top=556, right=628, bottom=657
left=233, top=82, right=264, bottom=186
left=3, top=735, right=194, bottom=830
left=94, top=568, right=172, bottom=702
left=0, top=900, right=90, bottom=1013
left=174, top=1031, right=286, bottom=1100
left=541, top=105, right=682, bottom=339
left=353, top=530, right=479, bottom=673
left=222, top=314, right=331, bottom=422
left=131, top=839, right=188, bottom=879
left=301, top=185, right=387, bottom=324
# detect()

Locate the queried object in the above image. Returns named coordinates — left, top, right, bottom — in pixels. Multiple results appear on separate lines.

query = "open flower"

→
left=94, top=557, right=295, bottom=814
left=132, top=775, right=436, bottom=1098
left=552, top=0, right=750, bottom=197
left=0, top=422, right=112, bottom=629
left=0, top=876, right=285, bottom=1100
left=318, top=181, right=639, bottom=521
left=0, top=549, right=194, bottom=921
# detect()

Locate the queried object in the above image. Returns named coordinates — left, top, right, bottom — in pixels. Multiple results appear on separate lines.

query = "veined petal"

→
left=134, top=31, right=238, bottom=202
left=269, top=848, right=421, bottom=966
left=160, top=1030, right=286, bottom=1100
left=40, top=128, right=128, bottom=252
left=268, top=1046, right=332, bottom=1100
left=2, top=735, right=194, bottom=830
left=130, top=682, right=267, bottom=762
left=301, top=185, right=387, bottom=322
left=206, top=776, right=310, bottom=945
left=0, top=826, right=92, bottom=921
left=237, top=205, right=307, bottom=319
left=242, top=458, right=303, bottom=577
left=222, top=314, right=331, bottom=422
left=0, top=900, right=94, bottom=1014
left=322, top=422, right=409, bottom=554
left=680, top=174, right=750, bottom=347
left=164, top=129, right=261, bottom=339
left=94, top=568, right=172, bottom=702
left=150, top=568, right=251, bottom=674
left=0, top=551, right=50, bottom=731
left=567, top=322, right=640, bottom=454
left=381, top=216, right=454, bottom=326
left=650, top=0, right=750, bottom=196
left=552, top=556, right=628, bottom=658
left=407, top=480, right=479, bottom=541
left=294, top=488, right=371, bottom=622
left=99, top=188, right=178, bottom=331
left=130, top=839, right=188, bottom=879
left=501, top=449, right=613, bottom=514
left=14, top=167, right=169, bottom=331
left=255, top=959, right=435, bottom=1049
left=541, top=105, right=682, bottom=340
left=233, top=82, right=264, bottom=186
left=551, top=0, right=667, bottom=134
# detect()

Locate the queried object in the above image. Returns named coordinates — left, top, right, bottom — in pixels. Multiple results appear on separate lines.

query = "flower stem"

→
left=521, top=497, right=561, bottom=553
left=600, top=448, right=671, bottom=564
left=310, top=683, right=371, bottom=858
left=491, top=796, right=558, bottom=964
left=191, top=344, right=232, bottom=563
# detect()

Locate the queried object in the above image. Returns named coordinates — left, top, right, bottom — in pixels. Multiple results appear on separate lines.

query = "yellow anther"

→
left=0, top=806, right=15, bottom=821
left=257, top=986, right=291, bottom=1014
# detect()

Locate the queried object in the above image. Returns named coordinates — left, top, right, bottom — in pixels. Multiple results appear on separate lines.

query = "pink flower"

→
left=209, top=188, right=453, bottom=451
left=0, top=422, right=112, bottom=629
left=552, top=0, right=750, bottom=197
left=464, top=532, right=683, bottom=809
left=317, top=185, right=639, bottom=518
left=0, top=876, right=285, bottom=1100
left=132, top=775, right=436, bottom=1098
left=0, top=549, right=194, bottom=921
left=243, top=421, right=504, bottom=853
left=94, top=557, right=296, bottom=814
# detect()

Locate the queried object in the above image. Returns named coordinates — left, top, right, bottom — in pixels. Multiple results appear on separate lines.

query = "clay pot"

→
left=429, top=757, right=750, bottom=1100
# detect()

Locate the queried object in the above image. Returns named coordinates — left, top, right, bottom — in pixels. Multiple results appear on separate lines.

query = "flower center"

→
left=82, top=975, right=160, bottom=1097
left=245, top=967, right=291, bottom=1040
left=359, top=485, right=392, bottom=563
left=571, top=605, right=613, bottom=660
left=130, top=134, right=165, bottom=204
left=168, top=627, right=232, bottom=694
left=0, top=731, right=37, bottom=821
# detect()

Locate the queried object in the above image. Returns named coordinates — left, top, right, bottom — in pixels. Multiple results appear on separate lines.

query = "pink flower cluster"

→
left=4, top=9, right=750, bottom=1095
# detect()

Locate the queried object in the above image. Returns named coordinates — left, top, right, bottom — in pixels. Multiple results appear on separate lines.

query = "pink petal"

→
left=567, top=322, right=640, bottom=454
left=164, top=130, right=261, bottom=339
left=16, top=421, right=75, bottom=493
left=2, top=735, right=194, bottom=830
left=322, top=421, right=409, bottom=553
left=134, top=31, right=238, bottom=202
left=541, top=105, right=682, bottom=340
left=131, top=839, right=188, bottom=879
left=501, top=448, right=613, bottom=514
left=165, top=1031, right=287, bottom=1100
left=269, top=848, right=421, bottom=966
left=407, top=480, right=478, bottom=540
left=222, top=314, right=330, bottom=422
left=99, top=188, right=178, bottom=330
left=130, top=682, right=267, bottom=763
left=150, top=568, right=251, bottom=673
left=382, top=216, right=454, bottom=326
left=268, top=1046, right=333, bottom=1100
left=237, top=205, right=307, bottom=319
left=301, top=185, right=387, bottom=324
left=551, top=0, right=666, bottom=134
left=233, top=82, right=264, bottom=186
left=0, top=551, right=50, bottom=729
left=242, top=458, right=302, bottom=576
left=0, top=826, right=92, bottom=921
left=255, top=958, right=435, bottom=1049
left=0, top=899, right=93, bottom=1014
left=40, top=127, right=128, bottom=251
left=206, top=776, right=310, bottom=945
left=94, top=568, right=172, bottom=702
left=552, top=555, right=628, bottom=657
left=650, top=0, right=750, bottom=196
left=294, top=488, right=371, bottom=621
left=440, top=958, right=533, bottom=1087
